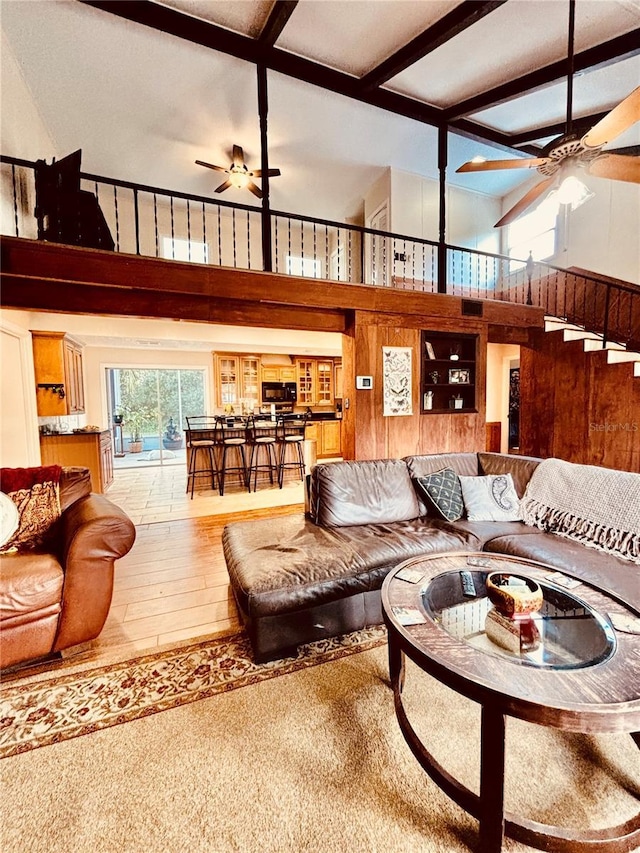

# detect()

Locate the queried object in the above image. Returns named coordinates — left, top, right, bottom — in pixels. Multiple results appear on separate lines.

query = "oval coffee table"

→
left=381, top=551, right=640, bottom=853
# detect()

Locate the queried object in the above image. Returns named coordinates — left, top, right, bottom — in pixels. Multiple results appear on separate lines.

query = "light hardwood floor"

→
left=69, top=465, right=305, bottom=664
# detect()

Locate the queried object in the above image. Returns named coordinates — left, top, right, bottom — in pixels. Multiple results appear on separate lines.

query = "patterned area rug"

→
left=0, top=627, right=387, bottom=759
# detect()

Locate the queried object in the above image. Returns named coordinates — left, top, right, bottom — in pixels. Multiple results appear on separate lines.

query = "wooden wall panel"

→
left=520, top=330, right=640, bottom=473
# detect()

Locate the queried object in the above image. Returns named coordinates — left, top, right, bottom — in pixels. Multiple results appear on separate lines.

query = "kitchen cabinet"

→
left=334, top=362, right=343, bottom=399
left=214, top=353, right=260, bottom=410
left=32, top=331, right=86, bottom=416
left=261, top=365, right=296, bottom=383
left=305, top=420, right=342, bottom=458
left=295, top=358, right=337, bottom=407
left=39, top=430, right=114, bottom=493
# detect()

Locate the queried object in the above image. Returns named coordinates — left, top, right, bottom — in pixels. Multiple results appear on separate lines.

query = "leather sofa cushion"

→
left=60, top=467, right=92, bottom=512
left=485, top=532, right=639, bottom=609
left=309, top=458, right=420, bottom=527
left=0, top=552, right=64, bottom=621
left=477, top=452, right=540, bottom=499
left=441, top=519, right=543, bottom=548
left=224, top=513, right=476, bottom=617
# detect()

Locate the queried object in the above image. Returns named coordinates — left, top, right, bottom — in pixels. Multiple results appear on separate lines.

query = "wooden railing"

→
left=2, top=154, right=638, bottom=348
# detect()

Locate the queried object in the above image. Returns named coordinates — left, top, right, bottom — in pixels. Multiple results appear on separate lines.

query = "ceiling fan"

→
left=456, top=0, right=640, bottom=228
left=195, top=144, right=281, bottom=199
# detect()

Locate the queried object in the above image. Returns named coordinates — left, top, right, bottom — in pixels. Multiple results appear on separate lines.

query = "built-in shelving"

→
left=420, top=330, right=478, bottom=414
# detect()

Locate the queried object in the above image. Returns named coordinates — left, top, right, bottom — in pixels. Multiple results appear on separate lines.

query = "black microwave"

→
left=262, top=382, right=297, bottom=404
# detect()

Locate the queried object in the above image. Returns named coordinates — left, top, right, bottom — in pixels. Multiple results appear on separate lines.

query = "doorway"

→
left=106, top=367, right=207, bottom=468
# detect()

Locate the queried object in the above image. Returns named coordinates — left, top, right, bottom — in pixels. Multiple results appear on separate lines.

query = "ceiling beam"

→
left=444, top=29, right=640, bottom=121
left=506, top=111, right=609, bottom=147
left=359, top=0, right=507, bottom=92
left=258, top=1, right=298, bottom=48
left=79, top=0, right=521, bottom=155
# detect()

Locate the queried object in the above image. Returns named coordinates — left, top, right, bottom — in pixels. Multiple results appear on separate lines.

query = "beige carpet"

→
left=1, top=634, right=639, bottom=853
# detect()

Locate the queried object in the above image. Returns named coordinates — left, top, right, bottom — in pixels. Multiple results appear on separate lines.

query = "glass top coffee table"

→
left=381, top=551, right=640, bottom=853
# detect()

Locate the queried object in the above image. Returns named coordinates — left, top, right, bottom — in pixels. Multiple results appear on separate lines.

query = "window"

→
left=162, top=237, right=209, bottom=264
left=507, top=197, right=557, bottom=269
left=286, top=255, right=322, bottom=278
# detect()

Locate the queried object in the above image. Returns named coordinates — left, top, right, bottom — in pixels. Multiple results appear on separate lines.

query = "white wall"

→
left=1, top=32, right=58, bottom=240
left=500, top=175, right=640, bottom=284
left=0, top=311, right=40, bottom=467
left=486, top=343, right=520, bottom=454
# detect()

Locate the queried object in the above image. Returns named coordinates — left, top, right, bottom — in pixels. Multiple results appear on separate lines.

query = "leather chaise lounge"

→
left=223, top=452, right=639, bottom=662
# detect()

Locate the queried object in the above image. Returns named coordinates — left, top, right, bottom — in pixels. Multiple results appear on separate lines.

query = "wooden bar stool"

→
left=185, top=416, right=218, bottom=499
left=276, top=415, right=308, bottom=488
left=246, top=417, right=278, bottom=492
left=215, top=416, right=249, bottom=496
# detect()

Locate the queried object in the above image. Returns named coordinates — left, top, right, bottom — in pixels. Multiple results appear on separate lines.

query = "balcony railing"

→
left=2, top=154, right=638, bottom=350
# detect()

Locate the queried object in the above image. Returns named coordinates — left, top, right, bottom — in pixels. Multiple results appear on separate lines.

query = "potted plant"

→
left=123, top=410, right=146, bottom=453
left=162, top=417, right=183, bottom=450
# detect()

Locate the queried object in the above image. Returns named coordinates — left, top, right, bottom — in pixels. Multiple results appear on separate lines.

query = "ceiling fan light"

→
left=229, top=168, right=250, bottom=189
left=557, top=174, right=593, bottom=209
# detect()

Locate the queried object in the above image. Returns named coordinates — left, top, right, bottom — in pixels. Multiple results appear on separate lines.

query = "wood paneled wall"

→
left=520, top=330, right=640, bottom=473
left=341, top=311, right=486, bottom=461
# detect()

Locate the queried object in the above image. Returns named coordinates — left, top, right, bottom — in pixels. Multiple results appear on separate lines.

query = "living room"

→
left=1, top=2, right=639, bottom=852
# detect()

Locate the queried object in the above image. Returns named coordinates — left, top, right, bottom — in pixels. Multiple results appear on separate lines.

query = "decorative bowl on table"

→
left=486, top=572, right=543, bottom=617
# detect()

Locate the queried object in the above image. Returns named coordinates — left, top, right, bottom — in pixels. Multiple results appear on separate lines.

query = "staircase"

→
left=544, top=316, right=640, bottom=378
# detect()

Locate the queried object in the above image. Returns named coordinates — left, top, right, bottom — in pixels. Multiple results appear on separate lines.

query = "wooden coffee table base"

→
left=388, top=638, right=640, bottom=853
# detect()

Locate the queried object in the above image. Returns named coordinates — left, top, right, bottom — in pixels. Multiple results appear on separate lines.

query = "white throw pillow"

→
left=459, top=473, right=522, bottom=522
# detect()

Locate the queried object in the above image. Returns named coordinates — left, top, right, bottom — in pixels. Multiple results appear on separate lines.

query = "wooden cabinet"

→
left=261, top=365, right=296, bottom=383
left=214, top=353, right=260, bottom=410
left=39, top=430, right=113, bottom=493
left=295, top=358, right=337, bottom=407
left=32, top=331, right=86, bottom=416
left=305, top=420, right=342, bottom=458
left=334, top=362, right=343, bottom=399
left=420, top=330, right=478, bottom=414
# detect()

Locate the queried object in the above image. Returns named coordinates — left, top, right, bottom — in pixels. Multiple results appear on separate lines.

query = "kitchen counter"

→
left=39, top=430, right=113, bottom=492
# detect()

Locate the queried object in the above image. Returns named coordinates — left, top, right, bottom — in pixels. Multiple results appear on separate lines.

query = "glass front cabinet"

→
left=420, top=331, right=478, bottom=414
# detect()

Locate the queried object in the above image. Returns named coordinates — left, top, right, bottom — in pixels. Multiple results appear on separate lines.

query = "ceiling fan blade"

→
left=588, top=154, right=640, bottom=184
left=195, top=160, right=228, bottom=173
left=494, top=177, right=556, bottom=228
left=232, top=145, right=244, bottom=168
left=251, top=168, right=281, bottom=178
left=456, top=157, right=548, bottom=173
left=215, top=179, right=232, bottom=194
left=246, top=180, right=263, bottom=199
left=582, top=86, right=640, bottom=149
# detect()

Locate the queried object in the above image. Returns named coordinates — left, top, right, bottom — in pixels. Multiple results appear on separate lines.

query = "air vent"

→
left=462, top=300, right=483, bottom=317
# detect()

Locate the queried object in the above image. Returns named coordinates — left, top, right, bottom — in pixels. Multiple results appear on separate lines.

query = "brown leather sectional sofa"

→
left=0, top=467, right=136, bottom=669
left=224, top=452, right=639, bottom=662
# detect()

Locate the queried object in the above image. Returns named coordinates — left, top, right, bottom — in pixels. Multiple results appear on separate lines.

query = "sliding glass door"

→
left=106, top=367, right=207, bottom=468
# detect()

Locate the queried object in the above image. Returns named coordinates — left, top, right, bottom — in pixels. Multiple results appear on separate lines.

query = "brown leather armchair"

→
left=0, top=467, right=135, bottom=669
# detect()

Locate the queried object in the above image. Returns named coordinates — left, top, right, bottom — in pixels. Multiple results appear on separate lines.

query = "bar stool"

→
left=276, top=414, right=308, bottom=488
left=246, top=416, right=279, bottom=492
left=215, top=416, right=249, bottom=496
left=185, top=416, right=218, bottom=499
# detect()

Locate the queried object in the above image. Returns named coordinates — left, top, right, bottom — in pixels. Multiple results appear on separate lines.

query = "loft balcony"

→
left=1, top=154, right=638, bottom=350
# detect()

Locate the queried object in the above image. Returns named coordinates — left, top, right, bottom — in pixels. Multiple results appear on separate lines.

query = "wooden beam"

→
left=360, top=1, right=506, bottom=91
left=258, top=1, right=298, bottom=47
left=0, top=274, right=346, bottom=332
left=445, top=29, right=640, bottom=121
left=79, top=0, right=521, bottom=155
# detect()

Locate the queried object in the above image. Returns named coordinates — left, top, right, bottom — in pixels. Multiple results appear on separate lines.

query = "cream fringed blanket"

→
left=521, top=459, right=640, bottom=564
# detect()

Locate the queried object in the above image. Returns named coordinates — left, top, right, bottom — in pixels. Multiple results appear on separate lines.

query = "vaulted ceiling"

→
left=2, top=0, right=639, bottom=221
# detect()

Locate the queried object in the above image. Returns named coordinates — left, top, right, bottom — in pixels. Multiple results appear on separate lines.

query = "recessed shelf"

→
left=421, top=330, right=478, bottom=415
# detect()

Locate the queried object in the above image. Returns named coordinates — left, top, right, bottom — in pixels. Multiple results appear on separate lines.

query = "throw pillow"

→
left=0, top=465, right=63, bottom=553
left=459, top=473, right=521, bottom=522
left=413, top=468, right=464, bottom=522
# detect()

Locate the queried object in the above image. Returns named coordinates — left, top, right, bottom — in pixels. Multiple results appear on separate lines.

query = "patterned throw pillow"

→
left=413, top=468, right=464, bottom=522
left=459, top=473, right=521, bottom=522
left=0, top=465, right=63, bottom=553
